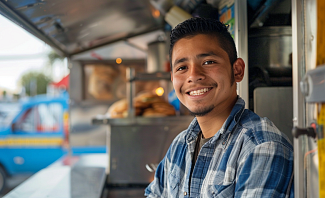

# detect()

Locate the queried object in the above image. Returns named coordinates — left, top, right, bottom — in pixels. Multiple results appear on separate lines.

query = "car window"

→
left=14, top=103, right=63, bottom=133
left=19, top=108, right=36, bottom=132
left=0, top=103, right=20, bottom=127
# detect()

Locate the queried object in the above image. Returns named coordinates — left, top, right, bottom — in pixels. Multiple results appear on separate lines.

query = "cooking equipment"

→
left=249, top=26, right=292, bottom=77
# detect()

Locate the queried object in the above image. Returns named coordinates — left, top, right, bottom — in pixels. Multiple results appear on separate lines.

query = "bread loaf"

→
left=107, top=91, right=176, bottom=118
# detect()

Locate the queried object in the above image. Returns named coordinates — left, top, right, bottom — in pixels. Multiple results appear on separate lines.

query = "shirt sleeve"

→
left=234, top=141, right=294, bottom=198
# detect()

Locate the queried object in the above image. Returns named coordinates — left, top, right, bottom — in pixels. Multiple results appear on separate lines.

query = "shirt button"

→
left=184, top=192, right=187, bottom=196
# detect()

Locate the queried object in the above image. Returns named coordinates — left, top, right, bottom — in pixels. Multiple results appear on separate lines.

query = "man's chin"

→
left=188, top=105, right=214, bottom=117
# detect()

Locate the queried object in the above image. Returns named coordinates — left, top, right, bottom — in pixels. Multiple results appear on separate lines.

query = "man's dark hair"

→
left=169, top=17, right=238, bottom=69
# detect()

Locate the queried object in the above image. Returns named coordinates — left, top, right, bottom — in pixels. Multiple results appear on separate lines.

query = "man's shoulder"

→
left=171, top=129, right=188, bottom=145
left=237, top=109, right=292, bottom=149
left=170, top=117, right=198, bottom=145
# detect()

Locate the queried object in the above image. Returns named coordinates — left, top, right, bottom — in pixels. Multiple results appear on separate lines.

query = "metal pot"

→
left=248, top=26, right=292, bottom=77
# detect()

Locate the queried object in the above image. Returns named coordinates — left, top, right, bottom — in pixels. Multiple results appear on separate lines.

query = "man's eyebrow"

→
left=196, top=52, right=219, bottom=59
left=173, top=52, right=221, bottom=66
left=173, top=57, right=188, bottom=66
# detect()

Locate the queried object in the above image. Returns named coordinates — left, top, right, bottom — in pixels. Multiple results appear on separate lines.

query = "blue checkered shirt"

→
left=145, top=97, right=294, bottom=198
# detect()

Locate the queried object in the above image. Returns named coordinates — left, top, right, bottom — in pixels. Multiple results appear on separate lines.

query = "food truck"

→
left=0, top=0, right=324, bottom=197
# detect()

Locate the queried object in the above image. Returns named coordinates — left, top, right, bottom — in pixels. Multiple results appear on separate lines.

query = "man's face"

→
left=171, top=34, right=238, bottom=117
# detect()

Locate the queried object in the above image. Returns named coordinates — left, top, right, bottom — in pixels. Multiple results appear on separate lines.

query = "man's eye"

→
left=177, top=66, right=187, bottom=71
left=203, top=61, right=215, bottom=65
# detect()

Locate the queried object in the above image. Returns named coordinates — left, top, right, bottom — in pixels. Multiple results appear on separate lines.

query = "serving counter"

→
left=3, top=154, right=107, bottom=198
left=3, top=116, right=193, bottom=198
left=92, top=116, right=194, bottom=185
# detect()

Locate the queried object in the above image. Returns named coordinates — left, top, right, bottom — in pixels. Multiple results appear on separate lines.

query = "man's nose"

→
left=187, top=65, right=205, bottom=83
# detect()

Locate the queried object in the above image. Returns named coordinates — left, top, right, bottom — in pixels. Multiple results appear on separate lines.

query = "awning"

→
left=51, top=74, right=69, bottom=89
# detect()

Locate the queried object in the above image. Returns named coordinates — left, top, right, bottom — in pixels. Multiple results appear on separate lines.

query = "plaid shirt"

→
left=145, top=97, right=294, bottom=198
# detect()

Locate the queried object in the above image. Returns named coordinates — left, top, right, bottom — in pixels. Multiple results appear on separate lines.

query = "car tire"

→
left=0, top=166, right=7, bottom=195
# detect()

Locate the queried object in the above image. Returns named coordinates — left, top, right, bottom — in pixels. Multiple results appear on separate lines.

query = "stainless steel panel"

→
left=292, top=0, right=307, bottom=197
left=4, top=154, right=107, bottom=198
left=4, top=167, right=72, bottom=198
left=303, top=0, right=319, bottom=197
left=147, top=41, right=168, bottom=73
left=235, top=0, right=249, bottom=108
left=103, top=187, right=146, bottom=198
left=102, top=116, right=193, bottom=184
left=70, top=167, right=106, bottom=198
left=93, top=116, right=193, bottom=126
left=248, top=26, right=292, bottom=71
left=0, top=1, right=67, bottom=56
left=254, top=87, right=293, bottom=142
left=305, top=134, right=318, bottom=198
left=0, top=0, right=164, bottom=56
left=71, top=41, right=147, bottom=61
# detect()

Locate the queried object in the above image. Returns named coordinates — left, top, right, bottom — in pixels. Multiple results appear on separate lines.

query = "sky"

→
left=0, top=14, right=67, bottom=94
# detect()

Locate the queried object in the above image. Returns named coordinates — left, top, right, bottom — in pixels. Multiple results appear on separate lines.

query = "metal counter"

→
left=3, top=154, right=107, bottom=198
left=93, top=115, right=193, bottom=125
left=92, top=116, right=194, bottom=185
left=3, top=116, right=193, bottom=198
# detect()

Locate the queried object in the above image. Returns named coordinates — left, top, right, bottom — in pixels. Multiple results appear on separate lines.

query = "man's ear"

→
left=170, top=71, right=173, bottom=82
left=233, top=58, right=245, bottom=82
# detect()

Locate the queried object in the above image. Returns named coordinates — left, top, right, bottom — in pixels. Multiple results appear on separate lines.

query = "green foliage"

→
left=20, top=71, right=52, bottom=96
left=47, top=50, right=64, bottom=65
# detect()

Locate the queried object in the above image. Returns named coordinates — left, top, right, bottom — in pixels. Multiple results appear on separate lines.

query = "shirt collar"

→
left=185, top=96, right=246, bottom=143
left=222, top=96, right=245, bottom=135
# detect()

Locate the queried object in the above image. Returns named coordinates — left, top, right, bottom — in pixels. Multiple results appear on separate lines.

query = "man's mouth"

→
left=188, top=88, right=212, bottom=96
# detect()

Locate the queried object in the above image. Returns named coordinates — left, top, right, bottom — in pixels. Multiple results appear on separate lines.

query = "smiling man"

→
left=145, top=17, right=294, bottom=198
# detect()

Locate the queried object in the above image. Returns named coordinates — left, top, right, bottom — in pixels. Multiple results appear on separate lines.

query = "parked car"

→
left=0, top=94, right=69, bottom=194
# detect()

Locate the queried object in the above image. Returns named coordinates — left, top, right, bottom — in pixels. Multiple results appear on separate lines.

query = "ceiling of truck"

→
left=0, top=0, right=167, bottom=57
left=0, top=0, right=290, bottom=60
left=0, top=0, right=209, bottom=59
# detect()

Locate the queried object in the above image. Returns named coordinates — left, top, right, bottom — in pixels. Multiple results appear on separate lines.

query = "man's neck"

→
left=196, top=97, right=237, bottom=139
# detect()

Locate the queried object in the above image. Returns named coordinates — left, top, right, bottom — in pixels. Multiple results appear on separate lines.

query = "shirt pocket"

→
left=210, top=180, right=236, bottom=198
left=167, top=172, right=181, bottom=197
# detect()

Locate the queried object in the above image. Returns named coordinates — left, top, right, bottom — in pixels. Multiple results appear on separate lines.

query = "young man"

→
left=145, top=17, right=294, bottom=198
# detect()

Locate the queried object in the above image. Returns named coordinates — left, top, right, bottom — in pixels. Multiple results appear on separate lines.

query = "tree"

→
left=45, top=50, right=67, bottom=82
left=47, top=50, right=64, bottom=66
left=20, top=71, right=52, bottom=96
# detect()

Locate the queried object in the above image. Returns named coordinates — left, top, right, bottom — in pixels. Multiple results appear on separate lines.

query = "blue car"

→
left=0, top=95, right=69, bottom=193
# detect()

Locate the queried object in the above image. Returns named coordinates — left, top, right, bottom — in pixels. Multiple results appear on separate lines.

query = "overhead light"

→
left=152, top=9, right=160, bottom=18
left=155, top=87, right=164, bottom=96
left=116, top=58, right=122, bottom=64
